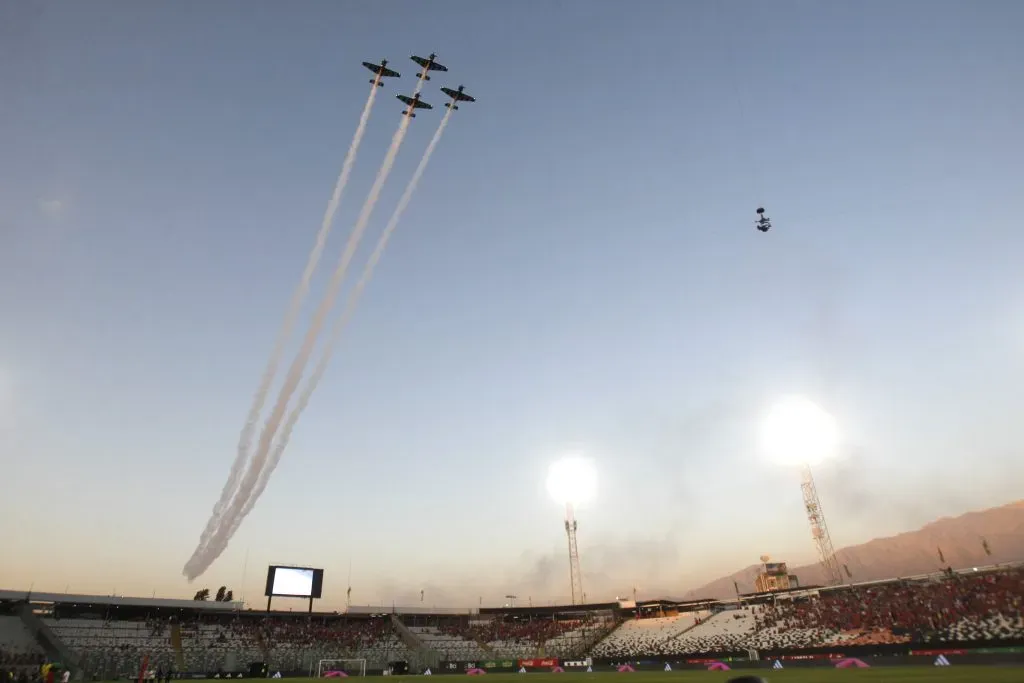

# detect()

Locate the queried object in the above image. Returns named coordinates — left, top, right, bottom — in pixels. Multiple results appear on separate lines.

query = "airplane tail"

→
left=370, top=79, right=383, bottom=87
left=444, top=103, right=459, bottom=110
left=403, top=111, right=416, bottom=118
left=417, top=73, right=431, bottom=81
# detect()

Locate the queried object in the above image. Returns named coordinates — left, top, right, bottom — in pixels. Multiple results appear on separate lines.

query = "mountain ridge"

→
left=682, top=499, right=1024, bottom=600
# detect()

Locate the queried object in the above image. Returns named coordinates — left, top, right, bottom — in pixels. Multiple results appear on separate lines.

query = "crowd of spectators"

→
left=6, top=566, right=1023, bottom=671
left=594, top=567, right=1024, bottom=657
left=753, top=567, right=1024, bottom=648
left=441, top=619, right=577, bottom=647
left=424, top=617, right=615, bottom=658
left=0, top=615, right=46, bottom=675
left=0, top=648, right=44, bottom=669
left=43, top=614, right=406, bottom=676
left=205, top=617, right=393, bottom=652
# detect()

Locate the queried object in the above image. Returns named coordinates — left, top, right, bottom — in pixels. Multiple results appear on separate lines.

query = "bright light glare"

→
left=546, top=456, right=598, bottom=507
left=761, top=395, right=839, bottom=467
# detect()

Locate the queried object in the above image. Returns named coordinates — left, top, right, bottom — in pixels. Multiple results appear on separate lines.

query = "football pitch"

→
left=370, top=670, right=1023, bottom=683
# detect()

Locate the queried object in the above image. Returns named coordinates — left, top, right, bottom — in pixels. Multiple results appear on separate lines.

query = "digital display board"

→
left=264, top=565, right=324, bottom=598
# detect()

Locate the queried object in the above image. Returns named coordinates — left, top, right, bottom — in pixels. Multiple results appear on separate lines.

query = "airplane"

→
left=440, top=85, right=476, bottom=110
left=410, top=53, right=448, bottom=81
left=362, top=59, right=401, bottom=86
left=755, top=207, right=771, bottom=232
left=397, top=93, right=433, bottom=118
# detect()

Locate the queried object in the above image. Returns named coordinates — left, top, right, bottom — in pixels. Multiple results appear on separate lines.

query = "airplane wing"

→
left=363, top=62, right=401, bottom=78
left=442, top=87, right=475, bottom=102
left=397, top=95, right=432, bottom=109
left=412, top=55, right=449, bottom=72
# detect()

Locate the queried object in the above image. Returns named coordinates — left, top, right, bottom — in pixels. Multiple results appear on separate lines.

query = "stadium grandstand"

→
left=2, top=564, right=1023, bottom=678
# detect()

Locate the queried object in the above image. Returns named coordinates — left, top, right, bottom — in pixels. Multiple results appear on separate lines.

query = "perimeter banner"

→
left=517, top=659, right=559, bottom=668
left=560, top=658, right=592, bottom=669
left=479, top=661, right=517, bottom=670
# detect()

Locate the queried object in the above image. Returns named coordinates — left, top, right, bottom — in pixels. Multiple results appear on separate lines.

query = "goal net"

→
left=317, top=659, right=367, bottom=677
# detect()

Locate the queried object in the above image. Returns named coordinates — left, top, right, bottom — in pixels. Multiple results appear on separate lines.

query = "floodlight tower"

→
left=801, top=465, right=844, bottom=586
left=564, top=503, right=585, bottom=605
left=762, top=396, right=845, bottom=587
left=546, top=456, right=597, bottom=606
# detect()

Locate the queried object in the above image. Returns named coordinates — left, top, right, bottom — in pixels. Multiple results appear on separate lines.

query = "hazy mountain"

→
left=683, top=500, right=1024, bottom=600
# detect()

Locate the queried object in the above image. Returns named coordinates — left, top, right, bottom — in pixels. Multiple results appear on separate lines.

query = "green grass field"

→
left=365, top=670, right=1024, bottom=683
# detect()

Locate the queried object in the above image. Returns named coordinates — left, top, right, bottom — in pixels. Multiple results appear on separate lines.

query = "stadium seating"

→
left=475, top=620, right=573, bottom=658
left=407, top=627, right=489, bottom=660
left=404, top=617, right=611, bottom=660
left=590, top=611, right=711, bottom=657
left=194, top=617, right=410, bottom=672
left=591, top=567, right=1024, bottom=657
left=44, top=616, right=410, bottom=675
left=544, top=620, right=611, bottom=658
left=14, top=564, right=1024, bottom=674
left=0, top=615, right=45, bottom=671
left=47, top=618, right=177, bottom=676
left=747, top=567, right=1024, bottom=651
left=667, top=609, right=755, bottom=654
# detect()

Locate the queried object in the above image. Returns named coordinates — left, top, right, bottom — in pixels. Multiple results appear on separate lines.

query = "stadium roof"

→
left=0, top=589, right=242, bottom=611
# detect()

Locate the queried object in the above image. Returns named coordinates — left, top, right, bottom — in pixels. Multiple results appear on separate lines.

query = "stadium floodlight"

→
left=761, top=394, right=845, bottom=586
left=546, top=455, right=598, bottom=507
left=760, top=395, right=839, bottom=467
left=546, top=455, right=597, bottom=606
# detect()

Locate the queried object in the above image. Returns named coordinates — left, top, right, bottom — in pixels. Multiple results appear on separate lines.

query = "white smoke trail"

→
left=183, top=114, right=414, bottom=580
left=412, top=73, right=427, bottom=97
left=232, top=108, right=457, bottom=528
left=193, top=80, right=383, bottom=551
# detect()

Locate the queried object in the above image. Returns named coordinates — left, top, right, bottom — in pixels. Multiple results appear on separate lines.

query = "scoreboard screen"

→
left=264, top=566, right=324, bottom=598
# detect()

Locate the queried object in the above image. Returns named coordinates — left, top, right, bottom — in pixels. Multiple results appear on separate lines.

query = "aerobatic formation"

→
left=183, top=53, right=476, bottom=581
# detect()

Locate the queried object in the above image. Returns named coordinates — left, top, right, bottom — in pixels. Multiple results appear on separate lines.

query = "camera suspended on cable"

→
left=755, top=207, right=771, bottom=233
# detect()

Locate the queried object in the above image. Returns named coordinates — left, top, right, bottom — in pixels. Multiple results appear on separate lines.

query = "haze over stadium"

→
left=2, top=0, right=1023, bottom=615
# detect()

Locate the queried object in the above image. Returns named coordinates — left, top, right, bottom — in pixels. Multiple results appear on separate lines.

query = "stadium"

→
left=3, top=560, right=1023, bottom=683
left=5, top=4, right=1023, bottom=683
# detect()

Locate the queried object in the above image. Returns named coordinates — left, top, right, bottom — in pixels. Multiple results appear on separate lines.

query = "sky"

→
left=1, top=0, right=1023, bottom=610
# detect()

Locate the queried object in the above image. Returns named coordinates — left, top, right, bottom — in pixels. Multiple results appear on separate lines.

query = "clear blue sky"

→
left=2, top=0, right=1022, bottom=609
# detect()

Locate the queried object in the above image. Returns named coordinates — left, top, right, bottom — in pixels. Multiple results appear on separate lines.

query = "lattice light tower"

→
left=564, top=503, right=585, bottom=605
left=546, top=456, right=597, bottom=606
left=801, top=465, right=844, bottom=586
left=762, top=396, right=846, bottom=587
